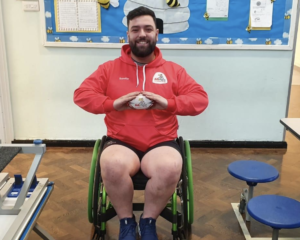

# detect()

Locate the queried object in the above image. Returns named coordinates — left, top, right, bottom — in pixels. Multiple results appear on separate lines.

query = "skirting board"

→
left=232, top=203, right=300, bottom=240
left=11, top=140, right=287, bottom=148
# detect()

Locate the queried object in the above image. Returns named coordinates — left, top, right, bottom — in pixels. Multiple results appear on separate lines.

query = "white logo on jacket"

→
left=153, top=72, right=168, bottom=84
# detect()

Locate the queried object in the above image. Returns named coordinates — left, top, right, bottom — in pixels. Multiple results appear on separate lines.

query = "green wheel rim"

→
left=101, top=187, right=107, bottom=231
left=88, top=139, right=101, bottom=223
left=185, top=140, right=194, bottom=224
left=172, top=191, right=177, bottom=232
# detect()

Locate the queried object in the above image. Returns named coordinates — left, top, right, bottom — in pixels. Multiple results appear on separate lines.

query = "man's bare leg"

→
left=141, top=146, right=182, bottom=219
left=100, top=145, right=140, bottom=219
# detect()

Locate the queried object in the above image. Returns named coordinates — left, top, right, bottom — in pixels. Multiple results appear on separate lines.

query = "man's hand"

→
left=142, top=91, right=168, bottom=110
left=113, top=92, right=140, bottom=111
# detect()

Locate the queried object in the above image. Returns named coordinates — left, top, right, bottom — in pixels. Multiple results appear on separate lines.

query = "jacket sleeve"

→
left=165, top=67, right=208, bottom=116
left=73, top=63, right=115, bottom=114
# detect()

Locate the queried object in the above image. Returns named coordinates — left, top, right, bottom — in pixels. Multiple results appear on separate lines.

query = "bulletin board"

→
left=40, top=0, right=300, bottom=50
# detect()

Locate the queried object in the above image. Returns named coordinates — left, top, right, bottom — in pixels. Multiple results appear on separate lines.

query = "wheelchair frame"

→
left=88, top=136, right=194, bottom=240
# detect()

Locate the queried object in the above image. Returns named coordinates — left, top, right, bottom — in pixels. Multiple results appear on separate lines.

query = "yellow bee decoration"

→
left=284, top=14, right=291, bottom=19
left=226, top=38, right=233, bottom=44
left=86, top=38, right=92, bottom=43
left=265, top=39, right=272, bottom=45
left=54, top=37, right=61, bottom=42
left=204, top=12, right=209, bottom=20
left=98, top=0, right=109, bottom=9
left=47, top=27, right=53, bottom=34
left=196, top=38, right=202, bottom=44
left=119, top=37, right=125, bottom=43
left=246, top=26, right=251, bottom=33
left=166, top=0, right=180, bottom=7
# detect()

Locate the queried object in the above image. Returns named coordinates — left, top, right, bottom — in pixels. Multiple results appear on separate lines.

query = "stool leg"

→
left=272, top=228, right=279, bottom=240
left=246, top=186, right=254, bottom=221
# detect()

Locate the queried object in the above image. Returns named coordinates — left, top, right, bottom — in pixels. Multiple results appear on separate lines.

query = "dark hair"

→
left=127, top=6, right=157, bottom=28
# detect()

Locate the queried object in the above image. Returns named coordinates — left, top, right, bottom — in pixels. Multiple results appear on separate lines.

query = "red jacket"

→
left=74, top=45, right=208, bottom=151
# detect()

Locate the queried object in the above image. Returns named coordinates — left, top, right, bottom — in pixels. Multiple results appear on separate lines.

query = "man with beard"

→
left=74, top=6, right=208, bottom=240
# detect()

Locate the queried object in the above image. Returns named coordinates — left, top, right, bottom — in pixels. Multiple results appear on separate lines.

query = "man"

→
left=74, top=6, right=208, bottom=240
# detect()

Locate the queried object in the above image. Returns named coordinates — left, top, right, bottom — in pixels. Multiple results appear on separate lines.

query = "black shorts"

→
left=102, top=137, right=181, bottom=161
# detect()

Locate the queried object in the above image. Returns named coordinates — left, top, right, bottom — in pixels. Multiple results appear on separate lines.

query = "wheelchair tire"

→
left=88, top=139, right=101, bottom=223
left=91, top=225, right=106, bottom=240
left=180, top=229, right=187, bottom=240
left=93, top=147, right=102, bottom=227
left=92, top=136, right=108, bottom=239
left=184, top=140, right=194, bottom=225
left=93, top=181, right=107, bottom=240
left=178, top=137, right=189, bottom=238
left=173, top=229, right=186, bottom=240
left=88, top=136, right=106, bottom=224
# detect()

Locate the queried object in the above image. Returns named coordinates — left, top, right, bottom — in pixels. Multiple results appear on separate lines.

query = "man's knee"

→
left=100, top=146, right=140, bottom=182
left=100, top=157, right=127, bottom=183
left=158, top=160, right=182, bottom=185
left=142, top=147, right=183, bottom=185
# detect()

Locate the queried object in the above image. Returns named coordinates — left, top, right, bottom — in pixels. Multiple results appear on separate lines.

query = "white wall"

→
left=0, top=0, right=14, bottom=143
left=295, top=18, right=300, bottom=67
left=1, top=0, right=295, bottom=142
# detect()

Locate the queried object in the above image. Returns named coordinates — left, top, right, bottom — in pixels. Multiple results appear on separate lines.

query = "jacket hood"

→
left=119, top=44, right=166, bottom=91
left=120, top=44, right=165, bottom=67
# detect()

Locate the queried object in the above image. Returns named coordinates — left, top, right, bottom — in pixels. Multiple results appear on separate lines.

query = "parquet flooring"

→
left=2, top=85, right=300, bottom=239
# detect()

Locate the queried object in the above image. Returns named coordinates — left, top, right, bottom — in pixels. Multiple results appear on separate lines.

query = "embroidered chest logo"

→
left=152, top=72, right=168, bottom=84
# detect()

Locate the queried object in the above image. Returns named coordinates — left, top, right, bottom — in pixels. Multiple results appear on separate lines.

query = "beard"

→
left=129, top=37, right=156, bottom=58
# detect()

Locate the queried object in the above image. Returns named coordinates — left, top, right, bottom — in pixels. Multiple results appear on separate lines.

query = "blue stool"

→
left=248, top=195, right=300, bottom=240
left=228, top=160, right=279, bottom=221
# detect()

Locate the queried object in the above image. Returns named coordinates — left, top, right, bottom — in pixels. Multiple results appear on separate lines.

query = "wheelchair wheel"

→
left=93, top=147, right=102, bottom=227
left=178, top=137, right=189, bottom=238
left=184, top=140, right=194, bottom=226
left=173, top=231, right=186, bottom=240
left=88, top=136, right=108, bottom=240
left=91, top=225, right=106, bottom=240
left=92, top=171, right=107, bottom=240
left=88, top=139, right=101, bottom=223
left=89, top=136, right=107, bottom=222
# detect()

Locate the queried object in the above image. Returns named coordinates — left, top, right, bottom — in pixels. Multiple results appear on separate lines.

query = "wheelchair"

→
left=88, top=136, right=194, bottom=240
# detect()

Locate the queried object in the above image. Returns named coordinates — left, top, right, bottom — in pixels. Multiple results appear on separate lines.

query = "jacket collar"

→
left=120, top=44, right=165, bottom=67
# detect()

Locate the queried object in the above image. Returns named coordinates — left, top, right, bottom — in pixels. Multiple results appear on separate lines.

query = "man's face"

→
left=127, top=15, right=159, bottom=58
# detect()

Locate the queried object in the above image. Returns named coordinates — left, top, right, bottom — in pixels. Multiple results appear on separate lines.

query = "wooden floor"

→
left=3, top=87, right=300, bottom=239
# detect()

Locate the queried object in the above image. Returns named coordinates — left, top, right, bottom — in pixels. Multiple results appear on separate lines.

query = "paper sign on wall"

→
left=55, top=0, right=101, bottom=32
left=250, top=0, right=273, bottom=29
left=205, top=0, right=229, bottom=21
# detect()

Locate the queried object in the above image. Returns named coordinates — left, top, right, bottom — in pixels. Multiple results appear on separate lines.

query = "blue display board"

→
left=42, top=0, right=298, bottom=48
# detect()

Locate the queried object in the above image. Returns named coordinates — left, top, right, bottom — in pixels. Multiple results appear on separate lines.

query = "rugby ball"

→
left=129, top=94, right=153, bottom=109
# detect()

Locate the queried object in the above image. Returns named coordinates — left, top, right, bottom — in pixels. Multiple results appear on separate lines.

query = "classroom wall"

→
left=295, top=18, right=300, bottom=67
left=1, top=0, right=295, bottom=142
left=0, top=1, right=4, bottom=143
